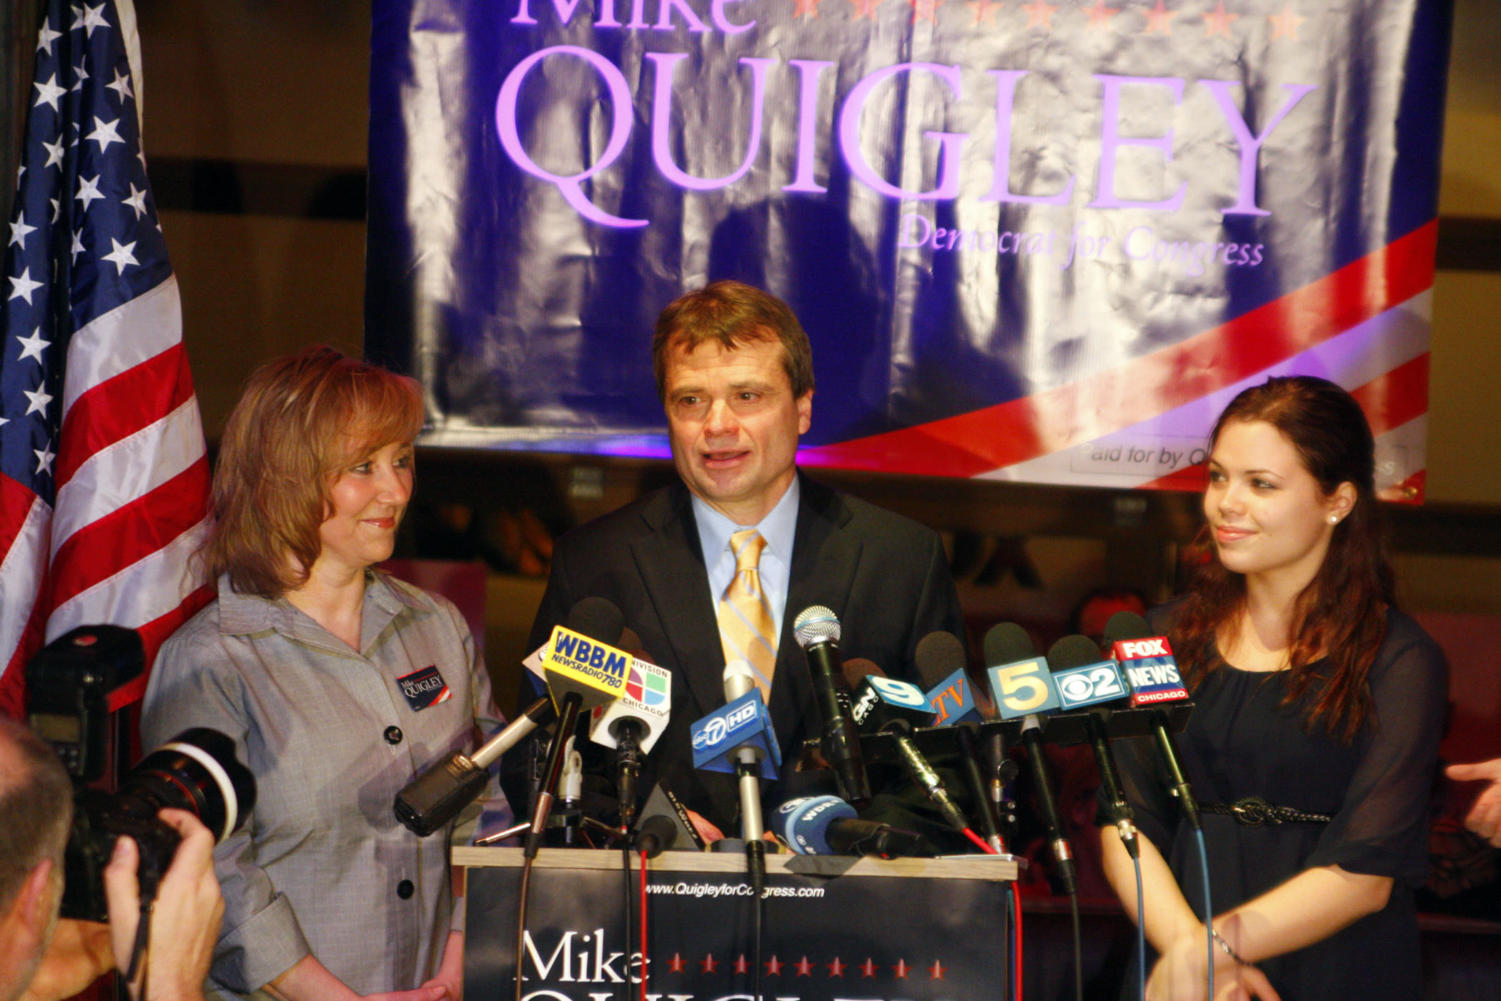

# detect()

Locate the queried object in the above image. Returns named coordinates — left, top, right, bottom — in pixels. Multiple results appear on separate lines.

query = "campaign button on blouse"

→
left=384, top=725, right=404, bottom=745
left=397, top=879, right=414, bottom=899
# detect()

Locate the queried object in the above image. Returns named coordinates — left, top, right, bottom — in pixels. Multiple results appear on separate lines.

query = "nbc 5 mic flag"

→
left=1, top=0, right=212, bottom=717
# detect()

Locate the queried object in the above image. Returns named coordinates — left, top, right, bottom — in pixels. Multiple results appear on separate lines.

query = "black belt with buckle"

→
left=1197, top=796, right=1332, bottom=826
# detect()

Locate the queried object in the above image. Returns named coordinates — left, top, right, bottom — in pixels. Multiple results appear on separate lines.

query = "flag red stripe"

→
left=1348, top=353, right=1429, bottom=434
left=102, top=582, right=215, bottom=711
left=0, top=477, right=47, bottom=715
left=0, top=473, right=41, bottom=557
left=0, top=599, right=48, bottom=718
left=800, top=222, right=1438, bottom=476
left=55, top=344, right=197, bottom=490
left=46, top=457, right=211, bottom=611
left=134, top=583, right=213, bottom=663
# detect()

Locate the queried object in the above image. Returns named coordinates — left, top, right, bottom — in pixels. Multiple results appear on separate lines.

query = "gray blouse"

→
left=142, top=571, right=511, bottom=998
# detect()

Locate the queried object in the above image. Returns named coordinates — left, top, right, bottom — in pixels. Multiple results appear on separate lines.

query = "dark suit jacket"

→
left=510, top=474, right=965, bottom=829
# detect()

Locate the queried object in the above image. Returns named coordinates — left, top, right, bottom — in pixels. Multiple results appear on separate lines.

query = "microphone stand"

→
left=1150, top=709, right=1201, bottom=830
left=612, top=719, right=645, bottom=833
left=718, top=663, right=769, bottom=1001
left=954, top=722, right=1005, bottom=852
left=524, top=693, right=583, bottom=859
left=1086, top=714, right=1140, bottom=859
left=1020, top=715, right=1079, bottom=894
left=515, top=692, right=583, bottom=1001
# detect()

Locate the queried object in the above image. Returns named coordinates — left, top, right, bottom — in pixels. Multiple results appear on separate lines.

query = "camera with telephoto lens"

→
left=26, top=625, right=256, bottom=922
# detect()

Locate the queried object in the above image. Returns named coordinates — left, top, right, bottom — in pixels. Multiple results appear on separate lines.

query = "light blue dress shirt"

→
left=691, top=476, right=800, bottom=647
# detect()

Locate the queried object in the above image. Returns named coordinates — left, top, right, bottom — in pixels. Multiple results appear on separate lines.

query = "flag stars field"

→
left=16, top=329, right=50, bottom=363
left=33, top=74, right=66, bottom=112
left=123, top=184, right=148, bottom=220
left=106, top=67, right=133, bottom=102
left=87, top=116, right=125, bottom=153
left=76, top=3, right=111, bottom=36
left=75, top=174, right=104, bottom=210
left=8, top=268, right=44, bottom=305
left=102, top=238, right=138, bottom=273
left=9, top=217, right=36, bottom=249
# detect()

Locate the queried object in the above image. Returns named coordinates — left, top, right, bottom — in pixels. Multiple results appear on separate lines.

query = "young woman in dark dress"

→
left=1100, top=376, right=1446, bottom=1001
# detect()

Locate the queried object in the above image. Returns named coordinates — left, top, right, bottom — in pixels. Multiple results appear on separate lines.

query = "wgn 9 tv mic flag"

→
left=367, top=1, right=1447, bottom=500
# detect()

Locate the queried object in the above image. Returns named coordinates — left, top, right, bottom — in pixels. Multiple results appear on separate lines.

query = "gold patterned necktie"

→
left=717, top=529, right=778, bottom=701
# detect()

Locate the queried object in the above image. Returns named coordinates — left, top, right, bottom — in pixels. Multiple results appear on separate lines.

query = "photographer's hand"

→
left=104, top=809, right=223, bottom=1001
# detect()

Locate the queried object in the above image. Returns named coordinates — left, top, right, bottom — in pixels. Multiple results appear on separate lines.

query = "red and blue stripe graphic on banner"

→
left=801, top=222, right=1435, bottom=498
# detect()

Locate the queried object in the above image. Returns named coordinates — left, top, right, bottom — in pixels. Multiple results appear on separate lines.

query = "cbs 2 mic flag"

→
left=1, top=0, right=212, bottom=717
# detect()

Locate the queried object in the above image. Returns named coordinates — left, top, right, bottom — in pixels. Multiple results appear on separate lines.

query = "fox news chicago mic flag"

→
left=0, top=0, right=212, bottom=717
left=366, top=0, right=1450, bottom=499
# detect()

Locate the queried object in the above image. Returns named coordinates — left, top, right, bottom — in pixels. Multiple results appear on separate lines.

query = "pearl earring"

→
left=1328, top=514, right=1339, bottom=524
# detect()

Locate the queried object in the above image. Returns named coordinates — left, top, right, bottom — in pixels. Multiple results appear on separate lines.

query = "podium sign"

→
left=459, top=848, right=1018, bottom=1001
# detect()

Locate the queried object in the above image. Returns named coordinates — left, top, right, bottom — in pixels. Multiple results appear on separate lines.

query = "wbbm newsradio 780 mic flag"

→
left=1, top=0, right=212, bottom=718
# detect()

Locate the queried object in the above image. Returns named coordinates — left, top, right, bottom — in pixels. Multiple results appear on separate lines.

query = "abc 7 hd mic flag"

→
left=690, top=690, right=781, bottom=780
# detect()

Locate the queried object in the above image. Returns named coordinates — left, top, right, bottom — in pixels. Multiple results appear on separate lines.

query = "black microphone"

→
left=775, top=795, right=925, bottom=857
left=793, top=605, right=871, bottom=806
left=984, top=622, right=1078, bottom=894
left=1104, top=611, right=1201, bottom=831
left=587, top=632, right=672, bottom=830
left=394, top=695, right=557, bottom=836
left=396, top=599, right=620, bottom=838
left=635, top=814, right=678, bottom=858
left=634, top=783, right=705, bottom=852
left=1047, top=633, right=1139, bottom=859
left=913, top=633, right=1005, bottom=851
left=841, top=658, right=973, bottom=841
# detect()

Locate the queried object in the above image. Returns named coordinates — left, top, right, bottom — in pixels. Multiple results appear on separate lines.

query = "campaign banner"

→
left=461, top=848, right=1013, bottom=1000
left=366, top=0, right=1450, bottom=498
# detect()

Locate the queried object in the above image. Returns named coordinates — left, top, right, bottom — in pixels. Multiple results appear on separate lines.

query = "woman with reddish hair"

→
left=143, top=346, right=509, bottom=1001
left=1099, top=376, right=1445, bottom=1001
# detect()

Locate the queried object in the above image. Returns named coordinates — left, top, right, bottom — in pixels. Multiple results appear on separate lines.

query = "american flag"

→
left=1, top=0, right=212, bottom=718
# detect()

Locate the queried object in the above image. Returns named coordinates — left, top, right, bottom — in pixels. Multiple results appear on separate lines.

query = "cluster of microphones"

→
left=394, top=597, right=1197, bottom=870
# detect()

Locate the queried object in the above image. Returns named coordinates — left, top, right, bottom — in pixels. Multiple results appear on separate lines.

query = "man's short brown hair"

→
left=651, top=280, right=815, bottom=403
left=0, top=718, right=72, bottom=914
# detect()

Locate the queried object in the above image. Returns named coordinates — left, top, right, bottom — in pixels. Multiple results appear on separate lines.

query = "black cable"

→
left=513, top=852, right=536, bottom=1001
left=620, top=844, right=633, bottom=1001
left=1004, top=883, right=1018, bottom=1001
left=749, top=839, right=764, bottom=1001
left=125, top=900, right=151, bottom=982
left=1069, top=889, right=1083, bottom=1001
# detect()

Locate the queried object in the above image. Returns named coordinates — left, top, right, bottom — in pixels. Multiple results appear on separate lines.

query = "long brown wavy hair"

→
left=207, top=346, right=423, bottom=598
left=1173, top=376, right=1395, bottom=741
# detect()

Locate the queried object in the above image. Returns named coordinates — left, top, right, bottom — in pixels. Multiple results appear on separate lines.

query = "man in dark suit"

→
left=517, top=280, right=964, bottom=836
